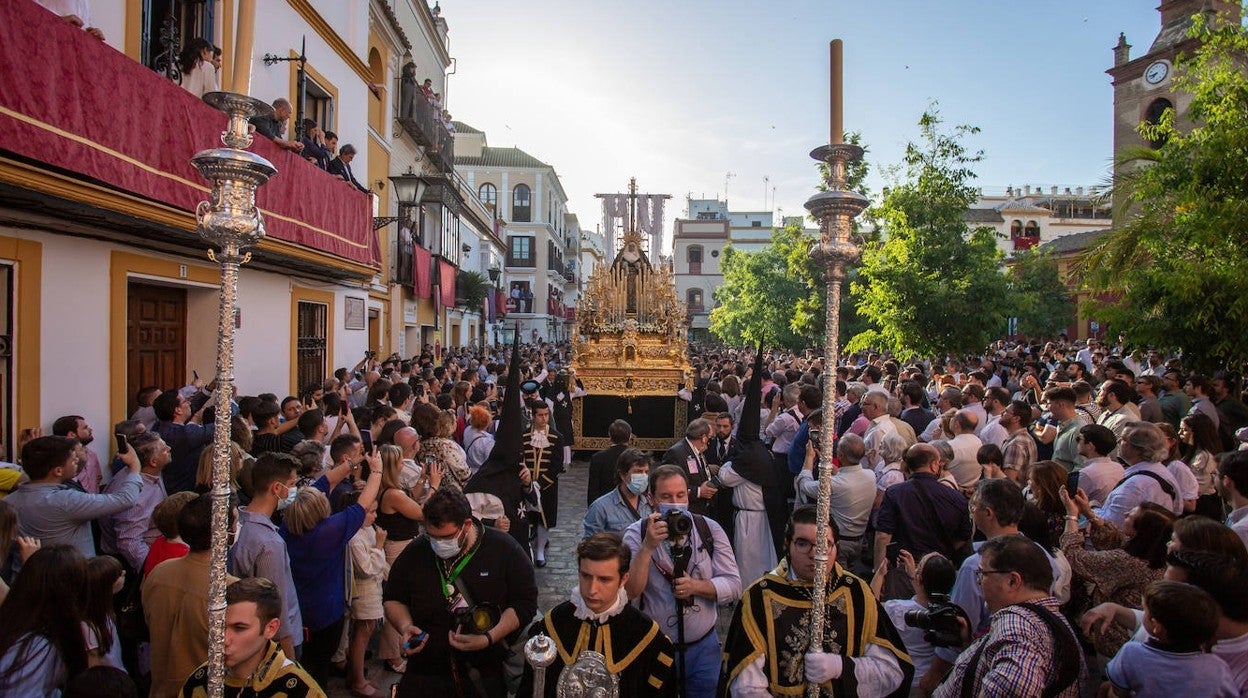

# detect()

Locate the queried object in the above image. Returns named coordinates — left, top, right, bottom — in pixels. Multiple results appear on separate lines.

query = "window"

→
left=142, top=0, right=214, bottom=79
left=696, top=211, right=718, bottom=220
left=1010, top=220, right=1023, bottom=237
left=296, top=301, right=327, bottom=392
left=687, top=245, right=703, bottom=274
left=305, top=76, right=335, bottom=136
left=686, top=288, right=704, bottom=311
left=1024, top=220, right=1040, bottom=237
left=512, top=184, right=532, bottom=222
left=478, top=183, right=497, bottom=211
left=508, top=236, right=534, bottom=267
left=1144, top=98, right=1173, bottom=148
left=751, top=221, right=762, bottom=227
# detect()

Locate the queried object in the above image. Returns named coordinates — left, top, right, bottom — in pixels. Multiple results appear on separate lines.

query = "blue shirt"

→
left=875, top=473, right=973, bottom=560
left=153, top=420, right=214, bottom=494
left=1095, top=461, right=1182, bottom=527
left=229, top=508, right=302, bottom=644
left=282, top=503, right=366, bottom=630
left=787, top=420, right=811, bottom=475
left=6, top=471, right=141, bottom=559
left=583, top=487, right=653, bottom=538
left=1107, top=640, right=1238, bottom=697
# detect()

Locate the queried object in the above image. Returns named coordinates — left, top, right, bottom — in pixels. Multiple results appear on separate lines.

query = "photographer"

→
left=623, top=465, right=739, bottom=698
left=932, top=535, right=1084, bottom=697
left=721, top=505, right=912, bottom=696
left=382, top=487, right=537, bottom=697
left=876, top=551, right=957, bottom=694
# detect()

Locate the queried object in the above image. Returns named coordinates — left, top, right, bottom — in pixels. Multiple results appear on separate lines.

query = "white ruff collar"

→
left=570, top=586, right=628, bottom=623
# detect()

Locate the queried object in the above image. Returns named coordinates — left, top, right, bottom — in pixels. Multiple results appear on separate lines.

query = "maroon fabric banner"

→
left=439, top=260, right=456, bottom=309
left=0, top=0, right=376, bottom=267
left=413, top=245, right=432, bottom=299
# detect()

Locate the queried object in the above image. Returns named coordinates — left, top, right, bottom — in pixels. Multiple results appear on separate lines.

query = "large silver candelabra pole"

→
left=802, top=40, right=867, bottom=698
left=191, top=91, right=277, bottom=698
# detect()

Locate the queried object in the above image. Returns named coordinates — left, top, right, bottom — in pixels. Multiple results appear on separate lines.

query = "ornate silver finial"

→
left=525, top=633, right=559, bottom=697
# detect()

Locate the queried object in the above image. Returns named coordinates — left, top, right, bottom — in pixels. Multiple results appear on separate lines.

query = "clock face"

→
left=1145, top=61, right=1170, bottom=85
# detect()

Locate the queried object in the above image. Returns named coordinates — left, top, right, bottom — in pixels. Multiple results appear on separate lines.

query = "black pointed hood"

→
left=737, top=341, right=767, bottom=444
left=725, top=341, right=774, bottom=486
left=465, top=328, right=524, bottom=497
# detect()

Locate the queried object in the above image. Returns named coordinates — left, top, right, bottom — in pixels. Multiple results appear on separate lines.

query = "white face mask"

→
left=430, top=530, right=463, bottom=559
left=277, top=484, right=297, bottom=510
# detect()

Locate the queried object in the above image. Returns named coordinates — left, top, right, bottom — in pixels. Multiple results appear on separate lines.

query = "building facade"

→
left=453, top=124, right=577, bottom=344
left=0, top=0, right=408, bottom=465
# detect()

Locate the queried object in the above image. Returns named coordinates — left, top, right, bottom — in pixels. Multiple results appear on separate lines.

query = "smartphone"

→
left=1066, top=470, right=1081, bottom=498
left=114, top=433, right=129, bottom=454
left=886, top=541, right=902, bottom=565
left=360, top=429, right=373, bottom=453
left=403, top=630, right=428, bottom=653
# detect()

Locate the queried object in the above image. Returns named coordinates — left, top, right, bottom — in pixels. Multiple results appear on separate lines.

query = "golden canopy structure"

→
left=571, top=181, right=692, bottom=451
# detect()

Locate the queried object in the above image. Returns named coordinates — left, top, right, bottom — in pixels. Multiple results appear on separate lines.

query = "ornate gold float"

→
left=571, top=180, right=692, bottom=452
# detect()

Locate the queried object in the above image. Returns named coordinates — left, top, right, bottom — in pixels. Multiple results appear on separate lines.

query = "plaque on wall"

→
left=344, top=297, right=366, bottom=330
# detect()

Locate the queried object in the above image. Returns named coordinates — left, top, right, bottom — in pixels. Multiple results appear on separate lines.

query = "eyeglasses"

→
left=974, top=568, right=1012, bottom=583
left=791, top=538, right=821, bottom=554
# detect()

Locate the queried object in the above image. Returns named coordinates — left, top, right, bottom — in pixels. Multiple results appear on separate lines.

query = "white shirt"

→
left=35, top=0, right=89, bottom=25
left=795, top=464, right=875, bottom=538
left=1078, top=456, right=1125, bottom=508
left=948, top=433, right=983, bottom=487
left=863, top=415, right=898, bottom=471
left=979, top=416, right=1008, bottom=449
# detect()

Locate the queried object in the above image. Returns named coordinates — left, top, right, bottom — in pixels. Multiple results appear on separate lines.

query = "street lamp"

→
left=190, top=90, right=277, bottom=698
left=373, top=167, right=427, bottom=230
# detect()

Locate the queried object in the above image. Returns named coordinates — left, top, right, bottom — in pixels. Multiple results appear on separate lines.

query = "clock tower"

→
left=1107, top=1, right=1240, bottom=193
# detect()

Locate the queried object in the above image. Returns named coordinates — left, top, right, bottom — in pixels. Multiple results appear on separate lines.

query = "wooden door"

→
left=127, top=283, right=186, bottom=415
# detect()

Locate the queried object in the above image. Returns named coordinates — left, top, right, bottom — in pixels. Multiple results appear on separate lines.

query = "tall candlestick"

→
left=830, top=39, right=843, bottom=145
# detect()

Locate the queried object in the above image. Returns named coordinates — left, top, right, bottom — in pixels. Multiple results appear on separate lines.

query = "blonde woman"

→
left=375, top=444, right=441, bottom=674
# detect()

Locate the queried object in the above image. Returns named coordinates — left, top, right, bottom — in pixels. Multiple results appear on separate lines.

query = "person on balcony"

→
left=34, top=0, right=104, bottom=40
left=299, top=119, right=332, bottom=171
left=177, top=38, right=219, bottom=99
left=251, top=99, right=305, bottom=154
left=328, top=144, right=370, bottom=194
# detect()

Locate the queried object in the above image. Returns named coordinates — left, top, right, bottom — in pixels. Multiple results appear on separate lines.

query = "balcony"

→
left=1012, top=235, right=1041, bottom=252
left=0, top=1, right=377, bottom=278
left=396, top=84, right=454, bottom=173
left=506, top=253, right=536, bottom=268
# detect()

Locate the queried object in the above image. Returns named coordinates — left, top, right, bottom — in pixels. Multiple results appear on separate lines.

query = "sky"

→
left=440, top=0, right=1162, bottom=251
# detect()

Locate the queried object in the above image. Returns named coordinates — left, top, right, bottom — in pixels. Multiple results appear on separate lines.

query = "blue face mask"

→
left=627, top=473, right=648, bottom=495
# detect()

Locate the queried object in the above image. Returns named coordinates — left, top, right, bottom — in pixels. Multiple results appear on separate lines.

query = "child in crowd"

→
left=1106, top=580, right=1237, bottom=697
left=345, top=491, right=390, bottom=697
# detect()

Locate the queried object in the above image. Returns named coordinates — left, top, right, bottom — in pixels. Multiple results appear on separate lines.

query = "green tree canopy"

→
left=1009, top=248, right=1073, bottom=338
left=848, top=108, right=1013, bottom=359
left=1084, top=12, right=1248, bottom=372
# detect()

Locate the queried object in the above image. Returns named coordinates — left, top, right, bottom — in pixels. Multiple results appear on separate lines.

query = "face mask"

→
left=627, top=473, right=648, bottom=495
left=430, top=530, right=463, bottom=559
left=277, top=484, right=297, bottom=510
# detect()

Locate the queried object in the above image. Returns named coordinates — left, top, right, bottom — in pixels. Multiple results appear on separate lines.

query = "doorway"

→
left=127, top=282, right=187, bottom=415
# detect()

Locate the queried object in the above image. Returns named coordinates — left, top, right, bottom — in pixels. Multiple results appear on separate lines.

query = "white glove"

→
left=804, top=652, right=843, bottom=684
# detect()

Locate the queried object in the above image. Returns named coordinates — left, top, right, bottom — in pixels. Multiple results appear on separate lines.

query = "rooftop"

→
left=1037, top=228, right=1112, bottom=255
left=456, top=146, right=551, bottom=169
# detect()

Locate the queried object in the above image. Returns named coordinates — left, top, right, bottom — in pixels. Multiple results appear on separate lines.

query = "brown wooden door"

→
left=127, top=283, right=186, bottom=415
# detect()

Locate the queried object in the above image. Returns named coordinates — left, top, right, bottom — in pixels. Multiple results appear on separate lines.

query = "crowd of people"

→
left=2, top=336, right=1248, bottom=697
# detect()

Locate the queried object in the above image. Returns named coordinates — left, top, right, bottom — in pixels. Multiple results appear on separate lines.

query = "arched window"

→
left=367, top=48, right=384, bottom=132
left=512, top=184, right=531, bottom=222
left=686, top=288, right=704, bottom=311
left=478, top=183, right=497, bottom=210
left=1144, top=98, right=1173, bottom=148
left=1009, top=220, right=1023, bottom=238
left=687, top=244, right=703, bottom=274
left=1024, top=220, right=1040, bottom=237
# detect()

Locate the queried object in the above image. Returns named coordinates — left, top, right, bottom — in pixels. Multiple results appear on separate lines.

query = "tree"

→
left=847, top=108, right=1013, bottom=359
left=710, top=133, right=873, bottom=349
left=455, top=270, right=490, bottom=312
left=709, top=224, right=812, bottom=349
left=1083, top=12, right=1248, bottom=372
left=1009, top=248, right=1073, bottom=338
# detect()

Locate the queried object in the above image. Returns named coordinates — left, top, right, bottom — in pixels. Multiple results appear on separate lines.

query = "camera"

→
left=903, top=594, right=968, bottom=648
left=453, top=603, right=501, bottom=635
left=659, top=508, right=693, bottom=538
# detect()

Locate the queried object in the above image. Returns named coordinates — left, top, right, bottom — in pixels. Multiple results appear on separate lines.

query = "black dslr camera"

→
left=902, top=594, right=969, bottom=648
left=453, top=603, right=501, bottom=635
left=659, top=507, right=693, bottom=538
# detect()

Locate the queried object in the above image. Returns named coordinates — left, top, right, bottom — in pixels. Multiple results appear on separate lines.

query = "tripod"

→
left=671, top=539, right=693, bottom=698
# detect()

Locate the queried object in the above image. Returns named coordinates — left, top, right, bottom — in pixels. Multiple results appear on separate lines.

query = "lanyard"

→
left=436, top=538, right=480, bottom=599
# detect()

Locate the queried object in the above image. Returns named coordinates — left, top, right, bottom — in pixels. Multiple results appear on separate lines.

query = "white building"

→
left=963, top=185, right=1112, bottom=260
left=453, top=123, right=578, bottom=344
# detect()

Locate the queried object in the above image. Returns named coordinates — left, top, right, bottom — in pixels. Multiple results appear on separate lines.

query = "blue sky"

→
left=442, top=1, right=1161, bottom=246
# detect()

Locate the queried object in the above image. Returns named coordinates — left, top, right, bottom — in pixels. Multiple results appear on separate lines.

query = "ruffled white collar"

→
left=570, top=586, right=629, bottom=623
